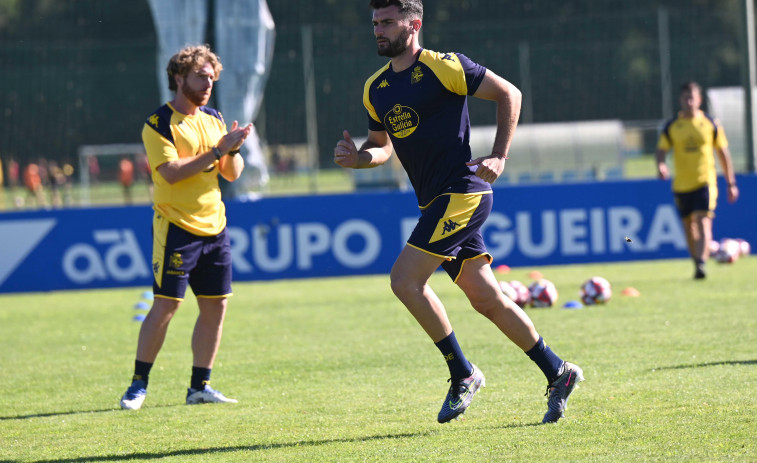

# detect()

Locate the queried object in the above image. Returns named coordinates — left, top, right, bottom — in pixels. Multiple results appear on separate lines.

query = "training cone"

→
left=621, top=287, right=640, bottom=297
left=496, top=264, right=510, bottom=274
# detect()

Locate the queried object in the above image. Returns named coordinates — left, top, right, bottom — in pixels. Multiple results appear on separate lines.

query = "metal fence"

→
left=0, top=1, right=750, bottom=185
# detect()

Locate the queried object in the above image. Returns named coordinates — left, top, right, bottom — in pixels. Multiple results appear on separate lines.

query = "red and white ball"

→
left=715, top=238, right=740, bottom=263
left=735, top=238, right=751, bottom=257
left=580, top=276, right=612, bottom=306
left=508, top=280, right=531, bottom=308
left=529, top=279, right=558, bottom=308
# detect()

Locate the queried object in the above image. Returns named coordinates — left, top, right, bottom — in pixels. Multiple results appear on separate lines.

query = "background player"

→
left=120, top=44, right=252, bottom=410
left=656, top=81, right=739, bottom=279
left=334, top=0, right=583, bottom=424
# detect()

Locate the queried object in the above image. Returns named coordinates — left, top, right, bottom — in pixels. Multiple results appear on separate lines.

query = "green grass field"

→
left=0, top=257, right=755, bottom=462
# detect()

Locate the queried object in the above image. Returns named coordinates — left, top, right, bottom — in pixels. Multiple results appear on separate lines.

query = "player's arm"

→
left=715, top=146, right=739, bottom=203
left=334, top=129, right=393, bottom=169
left=655, top=148, right=670, bottom=180
left=217, top=121, right=251, bottom=182
left=158, top=121, right=251, bottom=184
left=467, top=70, right=522, bottom=183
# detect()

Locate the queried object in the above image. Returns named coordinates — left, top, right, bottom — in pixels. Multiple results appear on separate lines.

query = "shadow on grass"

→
left=19, top=431, right=430, bottom=462
left=0, top=404, right=179, bottom=421
left=651, top=359, right=757, bottom=371
left=8, top=420, right=544, bottom=462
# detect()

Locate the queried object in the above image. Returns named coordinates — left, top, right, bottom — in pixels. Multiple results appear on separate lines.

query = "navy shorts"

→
left=407, top=192, right=493, bottom=282
left=151, top=216, right=232, bottom=300
left=674, top=184, right=716, bottom=219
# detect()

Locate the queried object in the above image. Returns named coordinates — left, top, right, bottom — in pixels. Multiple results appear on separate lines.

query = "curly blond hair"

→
left=166, top=44, right=223, bottom=92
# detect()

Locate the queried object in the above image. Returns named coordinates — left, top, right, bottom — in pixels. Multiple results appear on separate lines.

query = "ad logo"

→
left=62, top=229, right=149, bottom=284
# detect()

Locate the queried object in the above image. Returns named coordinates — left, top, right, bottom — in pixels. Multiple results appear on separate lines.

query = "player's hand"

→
left=334, top=130, right=359, bottom=168
left=467, top=154, right=506, bottom=184
left=219, top=121, right=253, bottom=154
left=727, top=184, right=739, bottom=203
left=657, top=163, right=670, bottom=180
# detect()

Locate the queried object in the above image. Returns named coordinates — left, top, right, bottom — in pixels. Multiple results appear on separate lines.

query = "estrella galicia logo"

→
left=383, top=104, right=419, bottom=139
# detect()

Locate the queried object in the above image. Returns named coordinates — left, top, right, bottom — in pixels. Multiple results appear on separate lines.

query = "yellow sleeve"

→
left=142, top=123, right=177, bottom=173
left=418, top=50, right=467, bottom=96
left=656, top=132, right=671, bottom=152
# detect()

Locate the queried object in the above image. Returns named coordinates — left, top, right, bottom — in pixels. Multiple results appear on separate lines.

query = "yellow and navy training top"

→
left=142, top=102, right=228, bottom=236
left=364, top=49, right=489, bottom=208
left=657, top=110, right=728, bottom=193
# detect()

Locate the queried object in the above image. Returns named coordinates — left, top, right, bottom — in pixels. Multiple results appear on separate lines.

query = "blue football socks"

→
left=525, top=336, right=564, bottom=383
left=435, top=331, right=473, bottom=380
left=133, top=360, right=153, bottom=385
left=191, top=366, right=212, bottom=390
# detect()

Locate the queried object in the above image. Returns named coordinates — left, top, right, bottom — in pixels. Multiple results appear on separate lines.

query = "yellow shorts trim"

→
left=406, top=242, right=453, bottom=261
left=196, top=293, right=233, bottom=299
left=452, top=253, right=492, bottom=284
left=154, top=294, right=184, bottom=302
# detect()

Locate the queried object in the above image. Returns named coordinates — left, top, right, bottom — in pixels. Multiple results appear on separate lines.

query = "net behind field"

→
left=0, top=1, right=750, bottom=197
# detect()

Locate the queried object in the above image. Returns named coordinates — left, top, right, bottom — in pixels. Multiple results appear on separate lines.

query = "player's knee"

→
left=389, top=272, right=418, bottom=301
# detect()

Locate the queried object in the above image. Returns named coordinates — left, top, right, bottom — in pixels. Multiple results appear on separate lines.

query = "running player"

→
left=334, top=0, right=583, bottom=424
left=120, top=44, right=252, bottom=410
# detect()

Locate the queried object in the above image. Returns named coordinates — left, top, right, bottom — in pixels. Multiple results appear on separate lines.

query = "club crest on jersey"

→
left=411, top=65, right=424, bottom=84
left=384, top=104, right=419, bottom=139
left=169, top=252, right=183, bottom=269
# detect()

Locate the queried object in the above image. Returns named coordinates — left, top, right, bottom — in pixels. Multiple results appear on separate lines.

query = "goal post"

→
left=77, top=143, right=145, bottom=205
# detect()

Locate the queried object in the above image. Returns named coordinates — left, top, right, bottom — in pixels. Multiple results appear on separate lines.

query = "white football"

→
left=580, top=276, right=612, bottom=305
left=508, top=280, right=531, bottom=308
left=735, top=238, right=751, bottom=256
left=529, top=279, right=558, bottom=308
left=715, top=238, right=740, bottom=263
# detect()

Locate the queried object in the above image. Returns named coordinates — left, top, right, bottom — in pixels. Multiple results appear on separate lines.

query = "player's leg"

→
left=185, top=228, right=236, bottom=405
left=390, top=245, right=450, bottom=341
left=121, top=217, right=197, bottom=410
left=136, top=297, right=182, bottom=363
left=192, top=296, right=228, bottom=368
left=455, top=256, right=539, bottom=350
left=677, top=186, right=713, bottom=279
left=691, top=211, right=711, bottom=262
left=120, top=296, right=182, bottom=410
left=455, top=251, right=583, bottom=423
left=390, top=245, right=482, bottom=422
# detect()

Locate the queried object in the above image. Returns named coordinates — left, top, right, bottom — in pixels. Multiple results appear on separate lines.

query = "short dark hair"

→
left=369, top=0, right=423, bottom=20
left=680, top=81, right=702, bottom=94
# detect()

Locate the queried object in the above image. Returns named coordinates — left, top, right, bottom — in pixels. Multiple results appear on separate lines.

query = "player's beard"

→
left=377, top=26, right=411, bottom=57
left=181, top=80, right=211, bottom=107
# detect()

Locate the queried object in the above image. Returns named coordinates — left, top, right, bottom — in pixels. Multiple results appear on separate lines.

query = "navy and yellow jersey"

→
left=363, top=49, right=490, bottom=207
left=142, top=102, right=228, bottom=236
left=657, top=111, right=728, bottom=193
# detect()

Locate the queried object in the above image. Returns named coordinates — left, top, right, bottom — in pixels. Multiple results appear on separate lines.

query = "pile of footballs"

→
left=496, top=267, right=639, bottom=310
left=710, top=237, right=751, bottom=264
